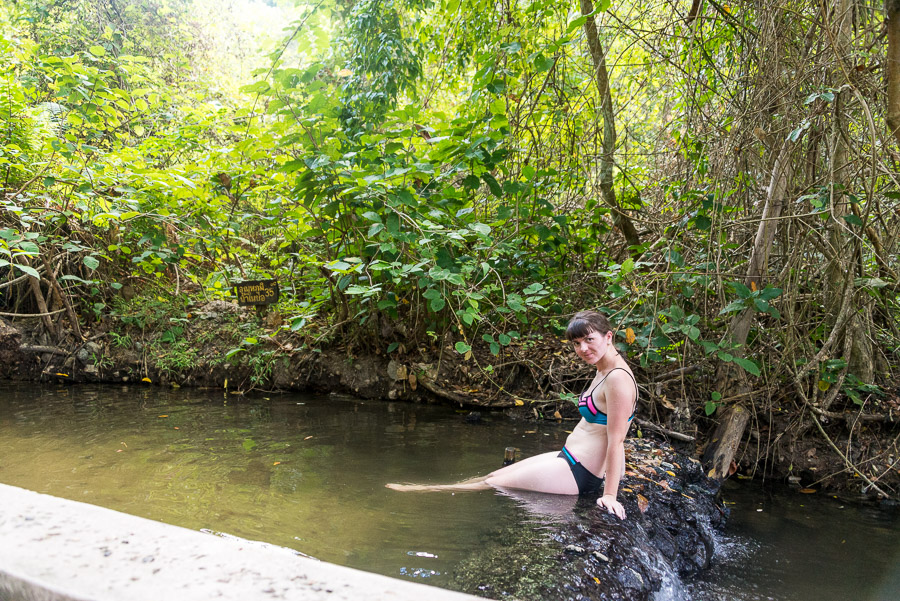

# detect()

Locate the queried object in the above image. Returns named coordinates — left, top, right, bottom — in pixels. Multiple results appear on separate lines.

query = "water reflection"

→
left=495, top=487, right=579, bottom=520
left=690, top=481, right=900, bottom=601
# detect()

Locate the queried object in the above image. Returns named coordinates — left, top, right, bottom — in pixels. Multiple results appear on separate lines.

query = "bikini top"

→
left=578, top=367, right=638, bottom=425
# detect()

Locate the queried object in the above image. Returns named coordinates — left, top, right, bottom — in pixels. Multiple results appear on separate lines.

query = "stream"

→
left=0, top=384, right=896, bottom=600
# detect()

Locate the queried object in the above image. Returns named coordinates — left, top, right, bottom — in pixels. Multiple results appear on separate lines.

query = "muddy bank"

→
left=0, top=302, right=536, bottom=406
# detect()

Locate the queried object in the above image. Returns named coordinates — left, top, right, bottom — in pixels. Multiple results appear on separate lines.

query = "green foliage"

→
left=108, top=332, right=133, bottom=348
left=705, top=391, right=722, bottom=416
left=2, top=0, right=897, bottom=412
left=152, top=338, right=199, bottom=378
left=719, top=283, right=783, bottom=320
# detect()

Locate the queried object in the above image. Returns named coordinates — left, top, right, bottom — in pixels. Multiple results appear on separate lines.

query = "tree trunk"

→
left=41, top=256, right=83, bottom=342
left=824, top=0, right=875, bottom=385
left=580, top=0, right=641, bottom=250
left=704, top=141, right=794, bottom=480
left=27, top=270, right=57, bottom=341
left=701, top=405, right=749, bottom=480
left=887, top=0, right=900, bottom=146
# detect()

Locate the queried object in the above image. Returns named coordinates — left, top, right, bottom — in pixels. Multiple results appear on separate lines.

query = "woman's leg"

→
left=385, top=477, right=492, bottom=492
left=386, top=451, right=578, bottom=495
left=484, top=452, right=579, bottom=495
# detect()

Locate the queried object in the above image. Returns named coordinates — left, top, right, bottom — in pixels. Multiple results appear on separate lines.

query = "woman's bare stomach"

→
left=563, top=424, right=609, bottom=477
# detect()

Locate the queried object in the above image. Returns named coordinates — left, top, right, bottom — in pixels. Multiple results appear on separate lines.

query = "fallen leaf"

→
left=625, top=327, right=636, bottom=344
left=273, top=462, right=281, bottom=466
left=408, top=373, right=418, bottom=390
left=666, top=470, right=676, bottom=477
left=553, top=410, right=562, bottom=419
left=158, top=415, right=168, bottom=418
left=142, top=377, right=151, bottom=383
left=637, top=494, right=649, bottom=513
left=173, top=427, right=179, bottom=430
left=304, top=435, right=313, bottom=440
left=55, top=373, right=69, bottom=377
left=515, top=399, right=524, bottom=406
left=593, top=577, right=601, bottom=584
left=799, top=488, right=817, bottom=494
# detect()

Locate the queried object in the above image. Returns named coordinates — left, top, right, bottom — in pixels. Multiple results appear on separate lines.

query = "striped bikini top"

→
left=578, top=367, right=638, bottom=425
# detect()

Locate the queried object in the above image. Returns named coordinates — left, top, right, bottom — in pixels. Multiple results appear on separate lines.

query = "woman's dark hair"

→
left=565, top=311, right=613, bottom=341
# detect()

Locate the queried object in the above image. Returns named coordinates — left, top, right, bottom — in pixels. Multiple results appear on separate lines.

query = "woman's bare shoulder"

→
left=604, top=367, right=637, bottom=399
left=608, top=365, right=637, bottom=384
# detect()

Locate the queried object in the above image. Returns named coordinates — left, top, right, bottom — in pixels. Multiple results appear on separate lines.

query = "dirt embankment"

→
left=1, top=301, right=898, bottom=503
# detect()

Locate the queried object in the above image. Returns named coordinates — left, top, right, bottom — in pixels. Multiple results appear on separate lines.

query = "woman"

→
left=387, top=311, right=639, bottom=520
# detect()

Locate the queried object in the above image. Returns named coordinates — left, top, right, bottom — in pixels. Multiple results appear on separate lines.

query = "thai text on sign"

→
left=234, top=280, right=279, bottom=306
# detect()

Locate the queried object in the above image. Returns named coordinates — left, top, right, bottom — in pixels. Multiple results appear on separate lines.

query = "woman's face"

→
left=571, top=329, right=611, bottom=365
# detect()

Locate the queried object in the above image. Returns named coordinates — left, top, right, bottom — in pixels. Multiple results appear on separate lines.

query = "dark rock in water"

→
left=465, top=411, right=482, bottom=424
left=449, top=437, right=725, bottom=600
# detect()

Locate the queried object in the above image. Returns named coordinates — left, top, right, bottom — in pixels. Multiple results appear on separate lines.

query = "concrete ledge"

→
left=0, top=484, right=478, bottom=601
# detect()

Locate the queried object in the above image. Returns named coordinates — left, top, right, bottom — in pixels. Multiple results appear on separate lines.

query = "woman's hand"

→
left=597, top=494, right=626, bottom=520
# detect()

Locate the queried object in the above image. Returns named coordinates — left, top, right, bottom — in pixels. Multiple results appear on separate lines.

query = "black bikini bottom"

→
left=558, top=447, right=603, bottom=495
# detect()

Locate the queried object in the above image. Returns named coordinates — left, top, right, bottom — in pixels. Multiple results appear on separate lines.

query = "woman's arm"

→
left=597, top=372, right=634, bottom=519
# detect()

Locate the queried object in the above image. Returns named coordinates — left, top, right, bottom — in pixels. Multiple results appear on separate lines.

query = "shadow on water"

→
left=0, top=384, right=897, bottom=601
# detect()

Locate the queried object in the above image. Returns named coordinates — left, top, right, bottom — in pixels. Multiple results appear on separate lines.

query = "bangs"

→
left=565, top=318, right=596, bottom=341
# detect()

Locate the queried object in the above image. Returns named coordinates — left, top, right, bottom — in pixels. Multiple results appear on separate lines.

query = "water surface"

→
left=691, top=481, right=900, bottom=601
left=0, top=384, right=897, bottom=600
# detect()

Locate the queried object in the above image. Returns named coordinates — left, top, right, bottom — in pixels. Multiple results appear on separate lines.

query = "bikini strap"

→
left=600, top=367, right=639, bottom=415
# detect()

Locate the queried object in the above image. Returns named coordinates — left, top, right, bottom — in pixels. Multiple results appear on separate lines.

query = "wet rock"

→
left=449, top=436, right=725, bottom=601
